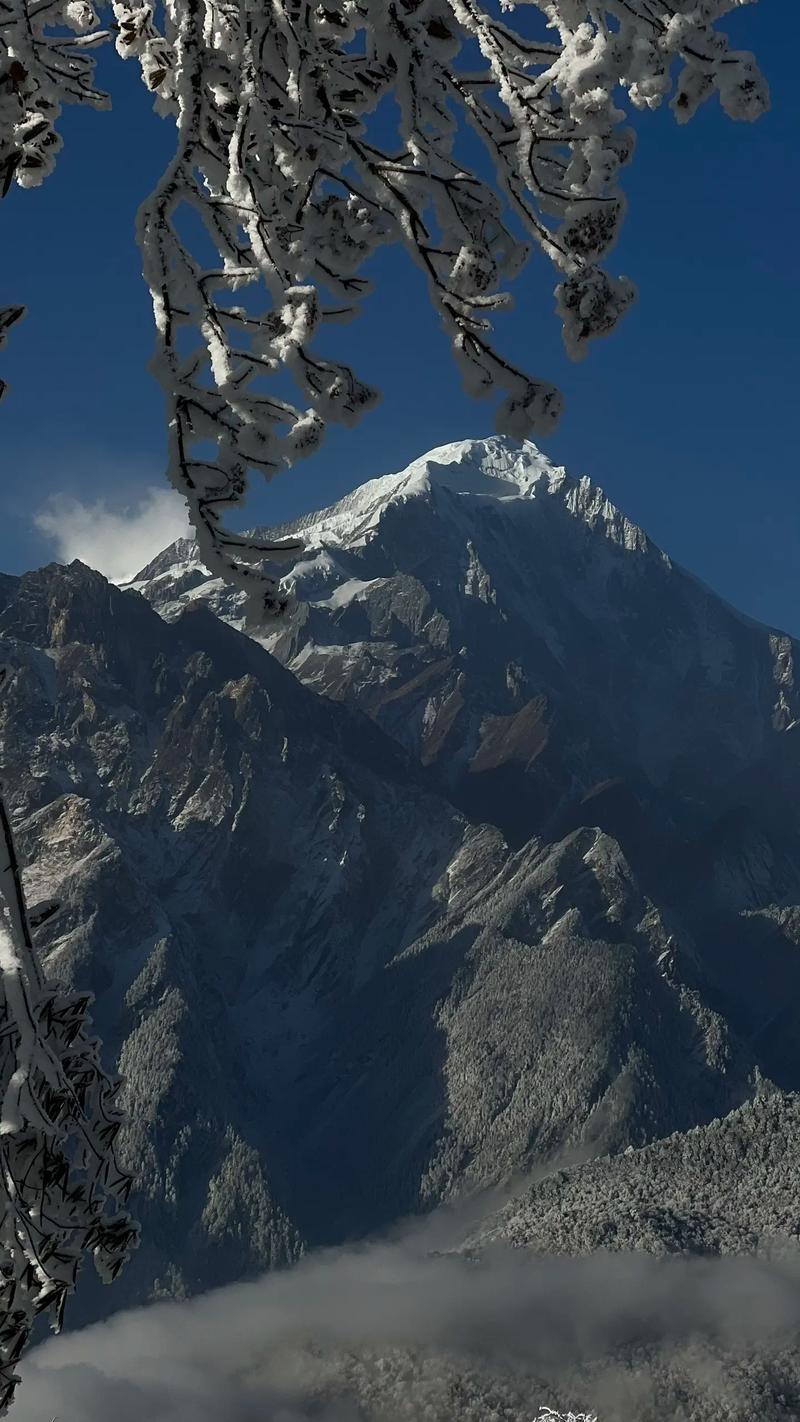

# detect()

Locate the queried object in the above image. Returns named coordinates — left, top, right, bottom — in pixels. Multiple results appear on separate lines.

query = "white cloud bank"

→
left=34, top=487, right=190, bottom=584
left=11, top=1223, right=800, bottom=1422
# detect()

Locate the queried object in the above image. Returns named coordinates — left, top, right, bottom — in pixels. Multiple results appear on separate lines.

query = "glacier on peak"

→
left=128, top=436, right=658, bottom=629
left=278, top=437, right=560, bottom=538
left=331, top=436, right=560, bottom=510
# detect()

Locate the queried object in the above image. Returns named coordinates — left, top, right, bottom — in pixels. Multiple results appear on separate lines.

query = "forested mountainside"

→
left=473, top=1089, right=800, bottom=1259
left=2, top=438, right=800, bottom=1328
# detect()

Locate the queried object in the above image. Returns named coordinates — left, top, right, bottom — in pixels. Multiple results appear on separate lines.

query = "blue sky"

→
left=2, top=4, right=798, bottom=629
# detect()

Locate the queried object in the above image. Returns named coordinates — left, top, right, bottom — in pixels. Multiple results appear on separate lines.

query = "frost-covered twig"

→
left=0, top=305, right=24, bottom=402
left=537, top=1406, right=598, bottom=1422
left=0, top=0, right=109, bottom=193
left=0, top=683, right=138, bottom=1413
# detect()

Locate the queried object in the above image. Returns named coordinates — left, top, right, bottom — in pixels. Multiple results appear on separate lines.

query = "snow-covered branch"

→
left=1, top=0, right=767, bottom=613
left=127, top=0, right=769, bottom=615
left=0, top=304, right=24, bottom=402
left=0, top=0, right=109, bottom=193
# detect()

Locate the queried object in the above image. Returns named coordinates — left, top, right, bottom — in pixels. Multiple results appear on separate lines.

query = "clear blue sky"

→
left=2, top=5, right=798, bottom=629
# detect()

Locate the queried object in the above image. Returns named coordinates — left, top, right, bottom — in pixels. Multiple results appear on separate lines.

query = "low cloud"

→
left=12, top=1218, right=800, bottom=1422
left=34, top=487, right=190, bottom=584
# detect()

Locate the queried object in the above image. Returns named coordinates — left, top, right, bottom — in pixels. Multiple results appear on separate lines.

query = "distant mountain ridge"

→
left=2, top=437, right=800, bottom=1333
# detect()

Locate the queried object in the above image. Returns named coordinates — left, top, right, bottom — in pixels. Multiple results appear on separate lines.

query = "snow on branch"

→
left=0, top=0, right=109, bottom=192
left=0, top=305, right=24, bottom=402
left=2, top=1, right=768, bottom=613
left=0, top=710, right=139, bottom=1413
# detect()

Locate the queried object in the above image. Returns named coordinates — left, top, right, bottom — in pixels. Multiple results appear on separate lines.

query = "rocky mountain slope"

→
left=2, top=438, right=800, bottom=1331
left=138, top=437, right=800, bottom=1091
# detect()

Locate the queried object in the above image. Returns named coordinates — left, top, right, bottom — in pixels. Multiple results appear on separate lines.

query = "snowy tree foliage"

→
left=1, top=0, right=767, bottom=613
left=0, top=686, right=138, bottom=1412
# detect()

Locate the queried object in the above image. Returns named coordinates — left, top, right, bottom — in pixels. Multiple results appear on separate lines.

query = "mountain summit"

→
left=136, top=436, right=653, bottom=613
left=139, top=436, right=799, bottom=854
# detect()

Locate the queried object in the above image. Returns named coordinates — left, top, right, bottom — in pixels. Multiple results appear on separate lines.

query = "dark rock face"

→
left=4, top=438, right=800, bottom=1320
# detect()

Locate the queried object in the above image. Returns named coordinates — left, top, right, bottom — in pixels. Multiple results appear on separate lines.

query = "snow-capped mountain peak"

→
left=132, top=435, right=800, bottom=846
left=254, top=436, right=645, bottom=557
left=325, top=436, right=561, bottom=518
left=253, top=438, right=561, bottom=564
left=129, top=437, right=652, bottom=621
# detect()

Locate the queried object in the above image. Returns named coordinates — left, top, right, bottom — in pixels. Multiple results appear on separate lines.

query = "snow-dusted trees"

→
left=1, top=0, right=767, bottom=613
left=0, top=759, right=138, bottom=1412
